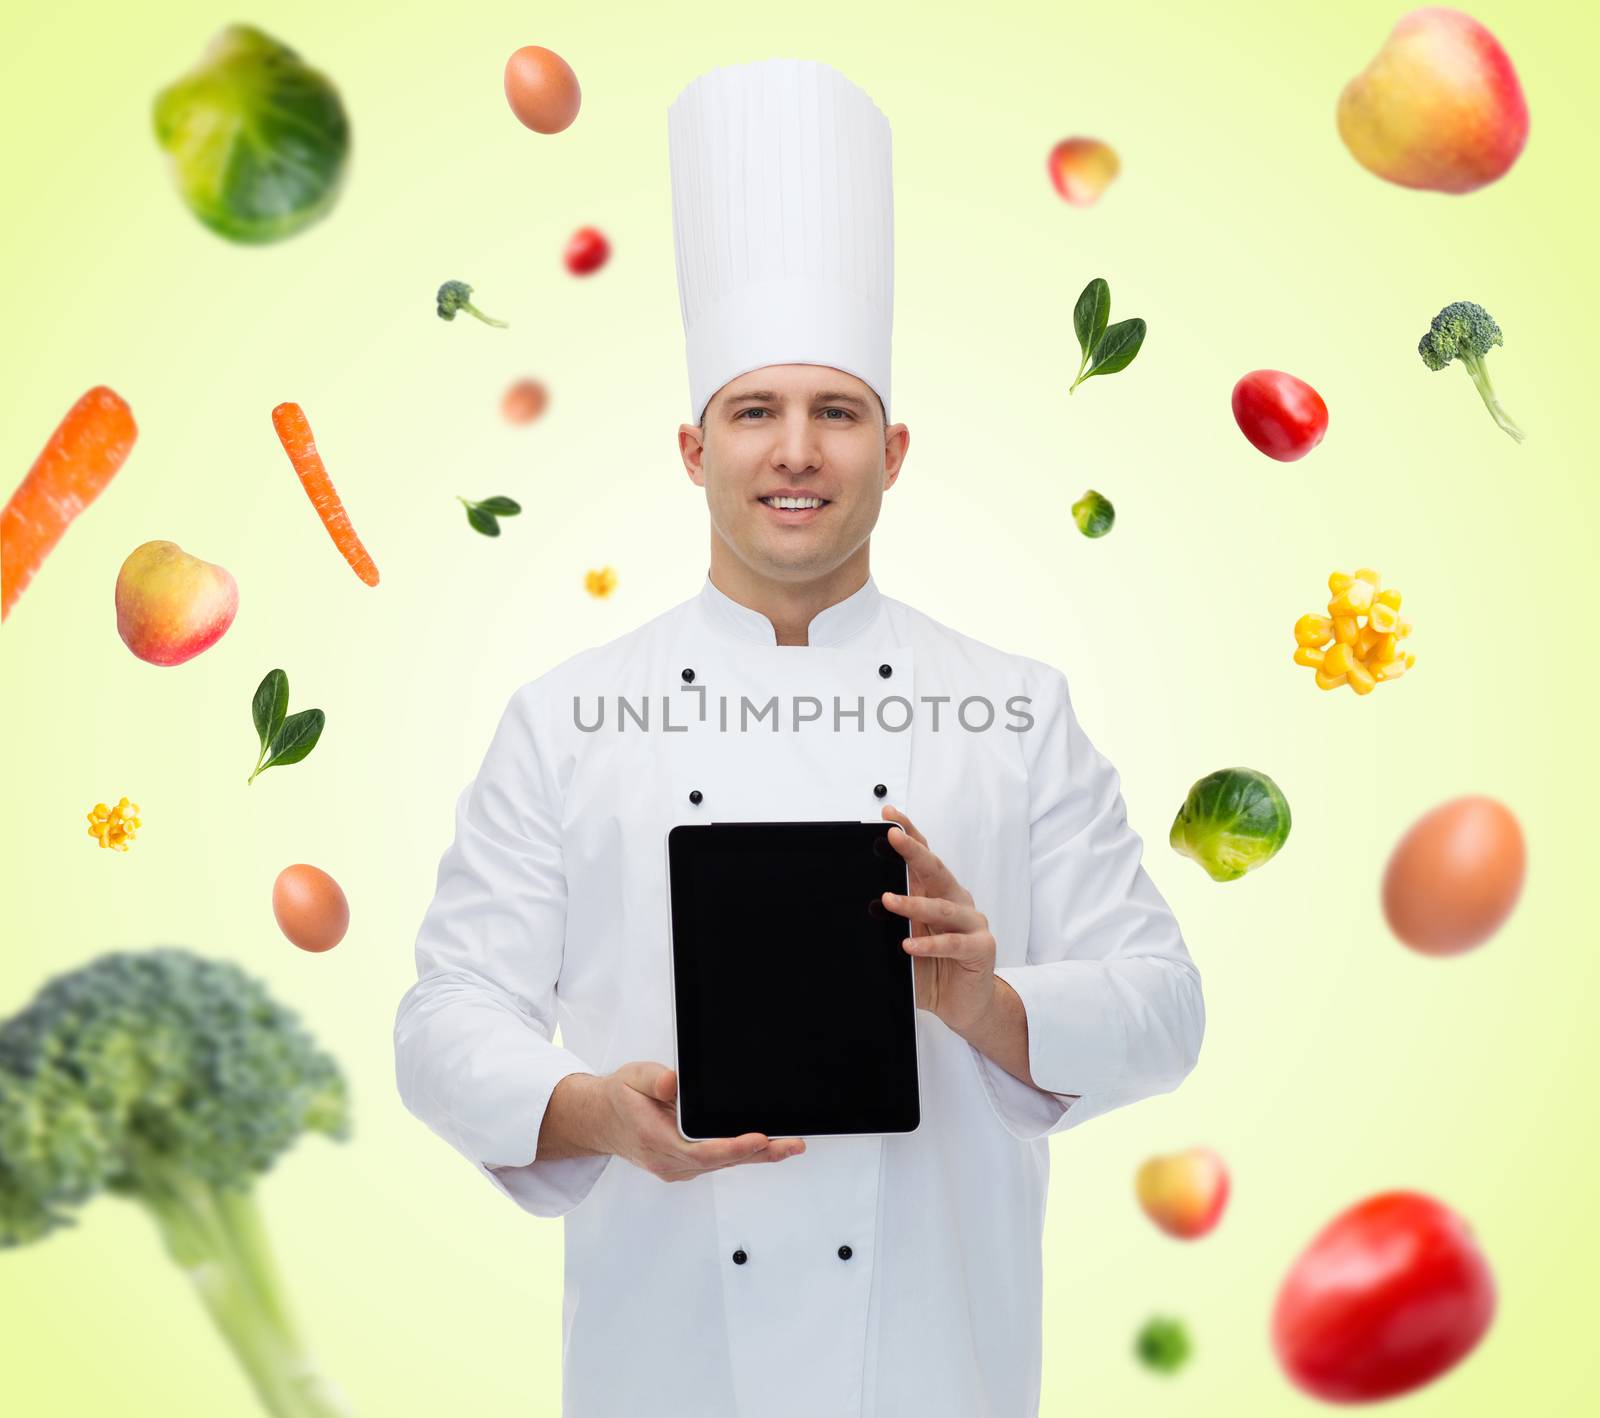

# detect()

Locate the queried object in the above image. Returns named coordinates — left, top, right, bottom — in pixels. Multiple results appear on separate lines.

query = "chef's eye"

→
left=733, top=406, right=852, bottom=421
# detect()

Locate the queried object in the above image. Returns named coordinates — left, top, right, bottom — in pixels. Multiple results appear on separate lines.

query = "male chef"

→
left=394, top=57, right=1204, bottom=1418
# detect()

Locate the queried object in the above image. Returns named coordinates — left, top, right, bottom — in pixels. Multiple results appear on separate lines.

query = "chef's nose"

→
left=770, top=419, right=823, bottom=476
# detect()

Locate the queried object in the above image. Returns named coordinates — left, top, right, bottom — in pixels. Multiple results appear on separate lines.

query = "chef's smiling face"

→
left=679, top=365, right=910, bottom=587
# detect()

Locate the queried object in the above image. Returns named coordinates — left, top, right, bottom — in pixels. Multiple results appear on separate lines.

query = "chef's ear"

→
left=679, top=420, right=708, bottom=486
left=882, top=422, right=909, bottom=490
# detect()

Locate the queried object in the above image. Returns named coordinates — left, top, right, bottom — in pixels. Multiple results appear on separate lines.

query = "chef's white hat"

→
left=668, top=58, right=894, bottom=426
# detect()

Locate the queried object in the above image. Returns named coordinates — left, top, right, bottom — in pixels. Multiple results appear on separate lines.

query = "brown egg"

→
left=502, top=378, right=549, bottom=424
left=1381, top=796, right=1525, bottom=955
left=272, top=864, right=350, bottom=953
left=504, top=46, right=581, bottom=134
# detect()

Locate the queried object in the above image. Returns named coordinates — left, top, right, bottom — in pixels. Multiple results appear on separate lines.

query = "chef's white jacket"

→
left=394, top=572, right=1204, bottom=1417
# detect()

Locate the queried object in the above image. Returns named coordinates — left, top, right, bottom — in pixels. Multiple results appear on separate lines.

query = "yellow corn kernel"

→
left=1295, top=614, right=1334, bottom=648
left=1299, top=574, right=1412, bottom=697
left=1329, top=579, right=1375, bottom=616
left=85, top=795, right=140, bottom=850
left=1369, top=601, right=1400, bottom=634
left=1323, top=643, right=1357, bottom=677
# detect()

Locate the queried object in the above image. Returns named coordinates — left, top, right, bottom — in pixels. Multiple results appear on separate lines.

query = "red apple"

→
left=115, top=540, right=238, bottom=666
left=1337, top=8, right=1528, bottom=194
left=1136, top=1147, right=1230, bottom=1239
left=1047, top=137, right=1120, bottom=207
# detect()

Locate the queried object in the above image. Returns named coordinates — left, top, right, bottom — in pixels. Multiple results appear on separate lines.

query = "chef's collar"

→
left=696, top=572, right=884, bottom=647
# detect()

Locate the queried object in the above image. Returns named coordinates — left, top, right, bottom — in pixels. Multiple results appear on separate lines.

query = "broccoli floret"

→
left=436, top=279, right=508, bottom=327
left=1417, top=301, right=1524, bottom=443
left=0, top=949, right=354, bottom=1416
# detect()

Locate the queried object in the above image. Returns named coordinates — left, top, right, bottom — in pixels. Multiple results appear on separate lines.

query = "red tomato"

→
left=564, top=226, right=610, bottom=276
left=1272, top=1191, right=1496, bottom=1404
left=1231, top=369, right=1329, bottom=461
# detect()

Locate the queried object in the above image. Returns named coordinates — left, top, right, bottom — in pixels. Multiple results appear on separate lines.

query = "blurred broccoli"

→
left=0, top=949, right=354, bottom=1416
left=1417, top=301, right=1524, bottom=444
left=436, top=279, right=508, bottom=327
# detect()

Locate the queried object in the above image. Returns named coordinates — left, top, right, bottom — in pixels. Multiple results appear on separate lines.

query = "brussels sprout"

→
left=1170, top=767, right=1291, bottom=882
left=1071, top=489, right=1115, bottom=538
left=1135, top=1316, right=1192, bottom=1375
left=153, top=25, right=350, bottom=244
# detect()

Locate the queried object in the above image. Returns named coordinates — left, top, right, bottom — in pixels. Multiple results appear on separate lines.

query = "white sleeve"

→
left=394, top=682, right=609, bottom=1216
left=970, top=666, right=1205, bottom=1141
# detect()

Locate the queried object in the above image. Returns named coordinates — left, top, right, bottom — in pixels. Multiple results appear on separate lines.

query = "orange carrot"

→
left=2, top=386, right=138, bottom=621
left=271, top=402, right=379, bottom=587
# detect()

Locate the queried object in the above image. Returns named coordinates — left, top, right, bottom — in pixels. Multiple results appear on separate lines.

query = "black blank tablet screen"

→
left=668, top=821, right=920, bottom=1139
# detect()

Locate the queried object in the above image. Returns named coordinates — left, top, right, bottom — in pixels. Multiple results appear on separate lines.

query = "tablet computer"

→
left=666, top=820, right=921, bottom=1141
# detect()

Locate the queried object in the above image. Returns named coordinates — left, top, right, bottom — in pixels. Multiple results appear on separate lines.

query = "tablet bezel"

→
left=666, top=820, right=921, bottom=1142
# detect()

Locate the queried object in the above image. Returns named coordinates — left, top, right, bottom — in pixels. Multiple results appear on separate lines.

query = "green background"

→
left=1, top=0, right=1593, bottom=1411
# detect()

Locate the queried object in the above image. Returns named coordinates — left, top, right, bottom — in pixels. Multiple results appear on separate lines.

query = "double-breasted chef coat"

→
left=394, top=572, right=1205, bottom=1417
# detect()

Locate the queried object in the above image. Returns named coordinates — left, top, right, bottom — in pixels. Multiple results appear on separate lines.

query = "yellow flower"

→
left=584, top=566, right=618, bottom=598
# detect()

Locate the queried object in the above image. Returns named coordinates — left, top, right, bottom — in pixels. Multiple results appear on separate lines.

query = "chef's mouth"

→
left=757, top=496, right=831, bottom=512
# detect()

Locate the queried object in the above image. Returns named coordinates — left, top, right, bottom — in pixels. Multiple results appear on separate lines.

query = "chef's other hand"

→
left=601, top=1062, right=806, bottom=1182
left=880, top=804, right=998, bottom=1038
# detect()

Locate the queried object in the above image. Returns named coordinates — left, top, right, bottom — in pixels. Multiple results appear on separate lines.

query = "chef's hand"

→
left=880, top=805, right=998, bottom=1038
left=600, top=1062, right=806, bottom=1183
